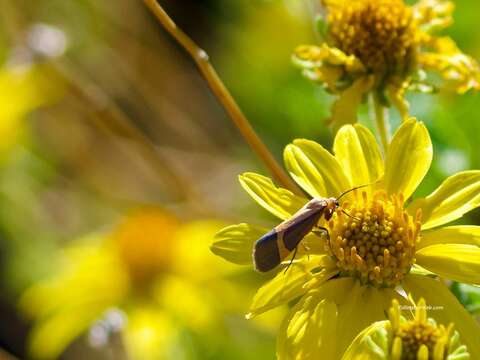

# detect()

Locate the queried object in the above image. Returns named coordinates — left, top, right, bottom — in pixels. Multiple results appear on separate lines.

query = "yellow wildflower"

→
left=212, top=118, right=480, bottom=358
left=0, top=63, right=63, bottom=158
left=20, top=207, right=242, bottom=360
left=293, top=0, right=480, bottom=128
left=342, top=298, right=470, bottom=359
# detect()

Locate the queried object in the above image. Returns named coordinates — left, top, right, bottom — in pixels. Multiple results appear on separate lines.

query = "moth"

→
left=252, top=185, right=367, bottom=272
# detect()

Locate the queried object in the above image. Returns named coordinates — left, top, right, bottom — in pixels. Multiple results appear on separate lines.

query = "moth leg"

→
left=313, top=226, right=331, bottom=249
left=284, top=246, right=298, bottom=274
left=312, top=226, right=330, bottom=240
left=300, top=242, right=311, bottom=261
left=301, top=242, right=311, bottom=251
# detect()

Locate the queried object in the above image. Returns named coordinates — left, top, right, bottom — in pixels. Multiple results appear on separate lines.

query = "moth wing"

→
left=253, top=229, right=281, bottom=272
left=281, top=209, right=324, bottom=251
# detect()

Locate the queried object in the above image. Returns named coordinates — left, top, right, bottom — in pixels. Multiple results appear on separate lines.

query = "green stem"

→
left=372, top=94, right=390, bottom=152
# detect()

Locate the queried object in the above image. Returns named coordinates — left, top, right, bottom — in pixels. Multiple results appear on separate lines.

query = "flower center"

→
left=326, top=190, right=420, bottom=287
left=326, top=0, right=418, bottom=80
left=114, top=208, right=179, bottom=286
left=396, top=321, right=441, bottom=360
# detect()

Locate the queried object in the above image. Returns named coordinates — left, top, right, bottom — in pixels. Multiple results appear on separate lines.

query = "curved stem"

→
left=372, top=94, right=390, bottom=152
left=142, top=0, right=301, bottom=194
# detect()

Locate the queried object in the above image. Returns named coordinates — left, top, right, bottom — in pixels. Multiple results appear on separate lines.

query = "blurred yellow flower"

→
left=293, top=0, right=480, bottom=128
left=342, top=297, right=470, bottom=359
left=212, top=119, right=480, bottom=358
left=0, top=63, right=63, bottom=158
left=20, top=207, right=243, bottom=360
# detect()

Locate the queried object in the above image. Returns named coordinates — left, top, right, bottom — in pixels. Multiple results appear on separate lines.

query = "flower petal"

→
left=277, top=278, right=403, bottom=359
left=330, top=77, right=373, bottom=132
left=284, top=139, right=351, bottom=198
left=333, top=124, right=384, bottom=189
left=341, top=321, right=389, bottom=360
left=415, top=244, right=480, bottom=284
left=383, top=119, right=432, bottom=200
left=247, top=256, right=336, bottom=319
left=403, top=274, right=480, bottom=357
left=27, top=304, right=110, bottom=360
left=239, top=172, right=307, bottom=220
left=408, top=171, right=480, bottom=230
left=418, top=226, right=480, bottom=249
left=211, top=223, right=267, bottom=265
left=277, top=291, right=339, bottom=360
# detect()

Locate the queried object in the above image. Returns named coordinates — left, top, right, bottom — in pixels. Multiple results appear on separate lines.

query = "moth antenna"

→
left=342, top=209, right=361, bottom=221
left=336, top=180, right=380, bottom=201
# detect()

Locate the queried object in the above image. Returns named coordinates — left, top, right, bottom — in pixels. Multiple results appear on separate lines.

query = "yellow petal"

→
left=418, top=37, right=480, bottom=93
left=403, top=274, right=480, bottom=357
left=211, top=223, right=267, bottom=265
left=277, top=278, right=402, bottom=359
left=335, top=285, right=405, bottom=354
left=247, top=257, right=335, bottom=319
left=330, top=77, right=373, bottom=132
left=125, top=306, right=178, bottom=360
left=418, top=226, right=480, bottom=249
left=408, top=171, right=480, bottom=230
left=278, top=293, right=338, bottom=360
left=28, top=304, right=109, bottom=360
left=341, top=321, right=389, bottom=360
left=387, top=85, right=409, bottom=122
left=284, top=139, right=351, bottom=198
left=333, top=124, right=384, bottom=189
left=158, top=275, right=214, bottom=331
left=415, top=244, right=480, bottom=284
left=239, top=172, right=307, bottom=220
left=383, top=119, right=432, bottom=200
left=20, top=242, right=129, bottom=360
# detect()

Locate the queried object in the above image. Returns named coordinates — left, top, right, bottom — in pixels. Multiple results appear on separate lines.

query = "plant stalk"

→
left=142, top=0, right=301, bottom=194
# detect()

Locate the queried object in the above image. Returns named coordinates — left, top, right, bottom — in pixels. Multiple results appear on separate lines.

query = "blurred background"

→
left=0, top=0, right=479, bottom=359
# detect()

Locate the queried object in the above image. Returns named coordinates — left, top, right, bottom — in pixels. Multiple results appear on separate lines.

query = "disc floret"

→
left=387, top=298, right=467, bottom=360
left=327, top=0, right=418, bottom=82
left=326, top=190, right=421, bottom=287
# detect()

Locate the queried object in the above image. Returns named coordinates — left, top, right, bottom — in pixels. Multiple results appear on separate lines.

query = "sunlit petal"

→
left=284, top=139, right=351, bottom=198
left=211, top=223, right=267, bottom=265
left=329, top=77, right=373, bottom=131
left=415, top=244, right=480, bottom=284
left=383, top=118, right=432, bottom=200
left=277, top=278, right=402, bottom=359
left=247, top=257, right=335, bottom=319
left=403, top=275, right=480, bottom=357
left=239, top=172, right=307, bottom=220
left=408, top=171, right=480, bottom=230
left=341, top=321, right=389, bottom=360
left=333, top=124, right=384, bottom=189
left=418, top=225, right=480, bottom=249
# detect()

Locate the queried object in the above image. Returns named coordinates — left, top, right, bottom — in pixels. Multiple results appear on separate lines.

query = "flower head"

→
left=20, top=208, right=240, bottom=360
left=212, top=119, right=480, bottom=358
left=293, top=0, right=480, bottom=128
left=342, top=298, right=470, bottom=359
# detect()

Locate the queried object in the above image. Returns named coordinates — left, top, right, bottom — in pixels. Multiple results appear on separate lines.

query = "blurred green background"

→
left=0, top=0, right=479, bottom=359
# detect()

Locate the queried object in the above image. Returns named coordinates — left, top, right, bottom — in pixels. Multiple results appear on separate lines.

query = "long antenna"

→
left=337, top=183, right=373, bottom=201
left=342, top=209, right=361, bottom=221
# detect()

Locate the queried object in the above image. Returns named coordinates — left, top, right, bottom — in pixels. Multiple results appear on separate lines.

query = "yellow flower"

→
left=0, top=63, right=63, bottom=158
left=293, top=0, right=480, bottom=128
left=211, top=119, right=480, bottom=359
left=342, top=298, right=470, bottom=359
left=20, top=207, right=241, bottom=360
